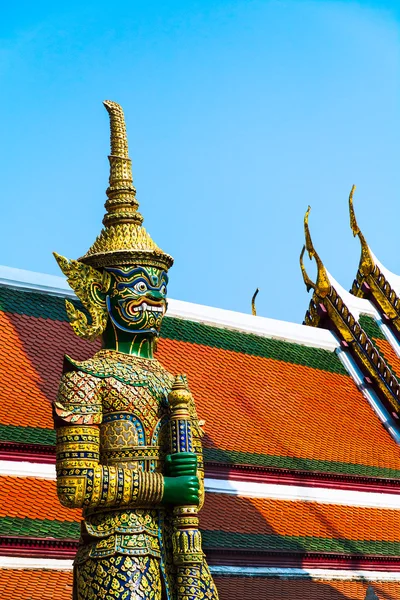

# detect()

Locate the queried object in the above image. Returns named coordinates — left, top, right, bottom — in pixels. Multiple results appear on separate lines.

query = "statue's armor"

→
left=54, top=349, right=215, bottom=599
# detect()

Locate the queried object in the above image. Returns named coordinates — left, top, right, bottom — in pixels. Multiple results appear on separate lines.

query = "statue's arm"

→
left=53, top=370, right=164, bottom=509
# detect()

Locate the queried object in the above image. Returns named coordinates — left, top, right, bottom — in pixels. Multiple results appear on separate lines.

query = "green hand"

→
left=162, top=475, right=200, bottom=505
left=162, top=453, right=199, bottom=504
left=165, top=452, right=197, bottom=477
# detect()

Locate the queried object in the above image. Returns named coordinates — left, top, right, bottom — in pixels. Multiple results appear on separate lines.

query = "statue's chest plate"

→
left=99, top=359, right=173, bottom=472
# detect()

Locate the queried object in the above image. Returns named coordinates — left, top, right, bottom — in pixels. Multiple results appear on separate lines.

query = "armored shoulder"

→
left=53, top=359, right=103, bottom=427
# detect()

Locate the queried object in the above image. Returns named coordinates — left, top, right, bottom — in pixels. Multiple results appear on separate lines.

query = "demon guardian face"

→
left=105, top=266, right=168, bottom=335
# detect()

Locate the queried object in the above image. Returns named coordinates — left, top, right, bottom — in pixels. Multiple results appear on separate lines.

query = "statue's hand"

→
left=163, top=453, right=199, bottom=504
left=165, top=452, right=197, bottom=477
left=162, top=475, right=200, bottom=505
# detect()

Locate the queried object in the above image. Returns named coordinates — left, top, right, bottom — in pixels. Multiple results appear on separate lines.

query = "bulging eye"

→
left=160, top=285, right=167, bottom=296
left=134, top=281, right=148, bottom=293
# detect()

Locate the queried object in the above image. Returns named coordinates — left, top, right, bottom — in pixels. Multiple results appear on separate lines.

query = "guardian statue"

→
left=53, top=100, right=219, bottom=600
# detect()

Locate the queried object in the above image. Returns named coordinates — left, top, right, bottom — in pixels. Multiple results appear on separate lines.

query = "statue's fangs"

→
left=53, top=100, right=219, bottom=600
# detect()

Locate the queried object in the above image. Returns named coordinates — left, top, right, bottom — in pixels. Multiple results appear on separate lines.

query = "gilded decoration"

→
left=349, top=186, right=400, bottom=342
left=301, top=204, right=400, bottom=417
left=53, top=101, right=219, bottom=599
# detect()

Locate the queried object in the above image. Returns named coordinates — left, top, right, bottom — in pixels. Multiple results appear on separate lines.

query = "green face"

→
left=105, top=266, right=168, bottom=336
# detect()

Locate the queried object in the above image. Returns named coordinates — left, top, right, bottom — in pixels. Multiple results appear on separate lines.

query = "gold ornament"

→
left=251, top=288, right=259, bottom=316
left=79, top=100, right=173, bottom=270
left=301, top=202, right=400, bottom=415
left=300, top=206, right=331, bottom=298
left=349, top=185, right=374, bottom=278
left=350, top=185, right=400, bottom=340
left=53, top=253, right=110, bottom=341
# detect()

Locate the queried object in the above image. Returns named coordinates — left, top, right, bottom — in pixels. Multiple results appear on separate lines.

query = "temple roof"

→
left=2, top=266, right=400, bottom=599
left=2, top=280, right=400, bottom=480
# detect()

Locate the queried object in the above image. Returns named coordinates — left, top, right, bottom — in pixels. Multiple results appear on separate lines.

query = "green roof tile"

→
left=358, top=315, right=385, bottom=340
left=0, top=287, right=69, bottom=322
left=0, top=287, right=347, bottom=375
left=202, top=530, right=400, bottom=556
left=0, top=424, right=56, bottom=446
left=0, top=516, right=79, bottom=539
left=2, top=515, right=398, bottom=558
left=204, top=448, right=400, bottom=479
left=161, top=318, right=347, bottom=375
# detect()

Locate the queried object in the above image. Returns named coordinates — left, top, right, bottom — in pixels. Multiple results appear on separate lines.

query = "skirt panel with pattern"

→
left=74, top=554, right=164, bottom=600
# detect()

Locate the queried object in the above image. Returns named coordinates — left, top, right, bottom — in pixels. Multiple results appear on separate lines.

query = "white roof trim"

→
left=0, top=556, right=73, bottom=570
left=370, top=248, right=400, bottom=296
left=3, top=461, right=400, bottom=509
left=326, top=270, right=376, bottom=318
left=2, top=558, right=399, bottom=580
left=166, top=298, right=339, bottom=350
left=0, top=461, right=56, bottom=479
left=205, top=477, right=400, bottom=509
left=210, top=566, right=400, bottom=581
left=0, top=265, right=75, bottom=298
left=0, top=265, right=339, bottom=351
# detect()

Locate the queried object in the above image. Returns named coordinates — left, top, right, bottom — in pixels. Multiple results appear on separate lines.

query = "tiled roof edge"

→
left=3, top=558, right=400, bottom=582
left=4, top=445, right=400, bottom=491
left=3, top=544, right=400, bottom=571
left=203, top=530, right=400, bottom=557
left=4, top=460, right=400, bottom=508
left=3, top=521, right=400, bottom=559
left=0, top=265, right=339, bottom=351
left=211, top=566, right=400, bottom=580
left=167, top=299, right=339, bottom=351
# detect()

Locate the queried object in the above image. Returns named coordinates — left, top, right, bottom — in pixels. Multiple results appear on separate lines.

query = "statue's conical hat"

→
left=79, top=100, right=173, bottom=271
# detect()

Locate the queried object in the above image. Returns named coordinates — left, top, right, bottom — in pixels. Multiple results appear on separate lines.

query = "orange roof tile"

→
left=375, top=338, right=400, bottom=382
left=158, top=338, right=400, bottom=472
left=213, top=577, right=400, bottom=599
left=0, top=476, right=80, bottom=523
left=0, top=311, right=99, bottom=429
left=0, top=569, right=73, bottom=600
left=201, top=493, right=400, bottom=544
left=0, top=570, right=397, bottom=600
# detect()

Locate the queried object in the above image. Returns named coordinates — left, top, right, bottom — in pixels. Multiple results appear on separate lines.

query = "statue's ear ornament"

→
left=53, top=252, right=110, bottom=341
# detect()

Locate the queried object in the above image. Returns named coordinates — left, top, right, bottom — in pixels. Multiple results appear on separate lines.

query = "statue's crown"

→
left=79, top=100, right=173, bottom=271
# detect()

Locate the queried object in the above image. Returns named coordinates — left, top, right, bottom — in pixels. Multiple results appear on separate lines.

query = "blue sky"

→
left=1, top=0, right=399, bottom=323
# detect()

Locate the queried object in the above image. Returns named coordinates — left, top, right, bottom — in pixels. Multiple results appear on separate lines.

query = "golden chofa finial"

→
left=300, top=206, right=331, bottom=298
left=348, top=184, right=374, bottom=277
left=79, top=101, right=173, bottom=270
left=251, top=288, right=259, bottom=316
